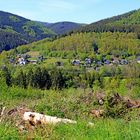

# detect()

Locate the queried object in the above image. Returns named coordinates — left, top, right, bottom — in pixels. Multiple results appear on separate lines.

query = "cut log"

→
left=0, top=107, right=6, bottom=122
left=23, top=112, right=77, bottom=125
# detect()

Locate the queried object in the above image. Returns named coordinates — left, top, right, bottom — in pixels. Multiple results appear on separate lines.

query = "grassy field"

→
left=0, top=119, right=140, bottom=140
left=0, top=86, right=140, bottom=139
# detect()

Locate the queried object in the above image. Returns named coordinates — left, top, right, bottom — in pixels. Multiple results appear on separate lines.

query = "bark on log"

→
left=23, top=112, right=77, bottom=125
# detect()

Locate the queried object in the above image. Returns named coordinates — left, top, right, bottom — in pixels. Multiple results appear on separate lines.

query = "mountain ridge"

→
left=38, top=21, right=83, bottom=35
left=75, top=9, right=140, bottom=33
left=1, top=9, right=140, bottom=52
left=0, top=11, right=55, bottom=51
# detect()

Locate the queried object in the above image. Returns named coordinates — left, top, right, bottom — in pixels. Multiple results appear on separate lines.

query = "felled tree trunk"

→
left=23, top=111, right=77, bottom=126
left=0, top=107, right=6, bottom=122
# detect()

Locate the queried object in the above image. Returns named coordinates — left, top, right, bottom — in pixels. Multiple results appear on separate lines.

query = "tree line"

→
left=1, top=64, right=140, bottom=90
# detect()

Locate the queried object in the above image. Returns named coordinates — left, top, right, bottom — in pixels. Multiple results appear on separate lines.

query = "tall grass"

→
left=0, top=119, right=139, bottom=140
left=0, top=86, right=140, bottom=139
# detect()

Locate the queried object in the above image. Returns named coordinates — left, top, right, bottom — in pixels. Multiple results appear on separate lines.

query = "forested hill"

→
left=0, top=11, right=55, bottom=51
left=76, top=9, right=140, bottom=34
left=44, top=22, right=82, bottom=35
left=0, top=29, right=27, bottom=51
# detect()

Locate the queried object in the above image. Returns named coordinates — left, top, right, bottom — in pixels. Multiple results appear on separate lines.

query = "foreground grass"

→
left=0, top=119, right=140, bottom=140
left=44, top=119, right=140, bottom=140
left=0, top=86, right=140, bottom=139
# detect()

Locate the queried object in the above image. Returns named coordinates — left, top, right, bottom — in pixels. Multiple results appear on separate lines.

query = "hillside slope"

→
left=0, top=11, right=55, bottom=51
left=16, top=32, right=140, bottom=60
left=76, top=9, right=140, bottom=33
left=0, top=29, right=27, bottom=51
left=45, top=22, right=82, bottom=35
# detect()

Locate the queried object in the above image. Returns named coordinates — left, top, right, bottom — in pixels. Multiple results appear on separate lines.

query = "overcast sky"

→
left=0, top=0, right=140, bottom=23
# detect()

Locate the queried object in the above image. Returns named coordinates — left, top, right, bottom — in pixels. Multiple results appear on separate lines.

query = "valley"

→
left=0, top=8, right=140, bottom=140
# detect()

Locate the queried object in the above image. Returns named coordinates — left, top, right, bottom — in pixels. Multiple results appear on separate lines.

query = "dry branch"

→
left=0, top=106, right=6, bottom=122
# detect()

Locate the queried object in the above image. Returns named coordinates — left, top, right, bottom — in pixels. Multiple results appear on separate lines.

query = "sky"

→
left=0, top=0, right=140, bottom=23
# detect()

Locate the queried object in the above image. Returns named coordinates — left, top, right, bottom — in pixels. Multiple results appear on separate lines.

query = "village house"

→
left=137, top=58, right=140, bottom=64
left=97, top=61, right=102, bottom=66
left=18, top=57, right=27, bottom=65
left=29, top=60, right=37, bottom=65
left=112, top=59, right=120, bottom=65
left=71, top=59, right=81, bottom=66
left=104, top=60, right=110, bottom=65
left=85, top=58, right=91, bottom=65
left=16, top=54, right=29, bottom=66
left=120, top=59, right=128, bottom=65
